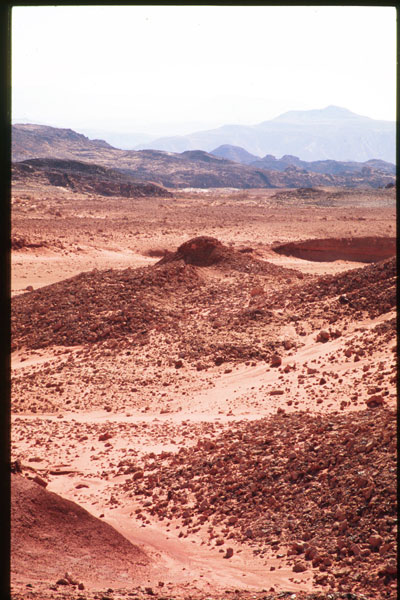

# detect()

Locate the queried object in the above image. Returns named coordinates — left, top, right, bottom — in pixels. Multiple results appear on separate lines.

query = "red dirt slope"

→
left=11, top=474, right=150, bottom=589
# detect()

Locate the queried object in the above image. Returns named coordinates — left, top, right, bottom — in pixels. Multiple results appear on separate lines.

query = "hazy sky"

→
left=12, top=5, right=396, bottom=136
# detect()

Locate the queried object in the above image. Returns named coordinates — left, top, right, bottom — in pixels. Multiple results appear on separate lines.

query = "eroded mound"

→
left=164, top=236, right=226, bottom=266
left=121, top=407, right=397, bottom=598
left=273, top=237, right=396, bottom=263
left=159, top=236, right=306, bottom=276
left=11, top=238, right=304, bottom=354
left=11, top=474, right=150, bottom=588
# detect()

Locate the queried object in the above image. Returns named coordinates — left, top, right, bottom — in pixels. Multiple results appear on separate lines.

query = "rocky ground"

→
left=10, top=181, right=397, bottom=600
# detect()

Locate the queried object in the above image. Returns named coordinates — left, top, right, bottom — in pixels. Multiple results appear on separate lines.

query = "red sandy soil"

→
left=11, top=182, right=397, bottom=600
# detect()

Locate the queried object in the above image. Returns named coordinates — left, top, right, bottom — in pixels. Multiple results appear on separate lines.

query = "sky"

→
left=12, top=5, right=397, bottom=137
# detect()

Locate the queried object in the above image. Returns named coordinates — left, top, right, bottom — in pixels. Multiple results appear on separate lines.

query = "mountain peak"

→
left=269, top=105, right=370, bottom=124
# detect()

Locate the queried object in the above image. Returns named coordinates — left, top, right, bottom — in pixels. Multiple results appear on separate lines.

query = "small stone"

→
left=250, top=286, right=264, bottom=296
left=64, top=572, right=78, bottom=585
left=316, top=330, right=330, bottom=342
left=33, top=475, right=48, bottom=488
left=270, top=354, right=282, bottom=367
left=384, top=561, right=397, bottom=575
left=145, top=587, right=155, bottom=595
left=365, top=395, right=384, bottom=408
left=369, top=534, right=383, bottom=548
left=56, top=578, right=69, bottom=585
left=305, top=546, right=318, bottom=560
left=214, top=356, right=224, bottom=366
left=174, top=359, right=183, bottom=369
left=335, top=507, right=346, bottom=521
left=78, top=583, right=85, bottom=590
left=291, top=541, right=306, bottom=553
left=224, top=547, right=234, bottom=559
left=349, top=542, right=361, bottom=556
left=293, top=561, right=307, bottom=573
left=11, top=459, right=22, bottom=473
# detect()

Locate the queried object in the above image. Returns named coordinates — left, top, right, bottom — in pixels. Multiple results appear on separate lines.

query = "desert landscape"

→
left=10, top=4, right=397, bottom=598
left=10, top=147, right=397, bottom=600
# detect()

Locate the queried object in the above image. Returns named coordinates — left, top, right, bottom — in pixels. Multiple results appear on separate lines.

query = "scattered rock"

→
left=316, top=330, right=330, bottom=342
left=369, top=534, right=383, bottom=548
left=270, top=354, right=282, bottom=367
left=33, top=475, right=48, bottom=488
left=293, top=561, right=307, bottom=573
left=366, top=395, right=384, bottom=408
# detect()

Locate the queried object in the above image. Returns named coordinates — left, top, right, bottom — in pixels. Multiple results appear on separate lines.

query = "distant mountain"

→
left=12, top=123, right=395, bottom=189
left=211, top=145, right=260, bottom=165
left=135, top=106, right=395, bottom=163
left=210, top=146, right=396, bottom=176
left=74, top=128, right=157, bottom=150
left=251, top=155, right=396, bottom=176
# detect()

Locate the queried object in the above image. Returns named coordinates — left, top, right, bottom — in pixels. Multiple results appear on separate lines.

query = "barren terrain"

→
left=11, top=178, right=397, bottom=600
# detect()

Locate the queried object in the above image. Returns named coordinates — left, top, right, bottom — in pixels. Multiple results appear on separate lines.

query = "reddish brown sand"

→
left=11, top=182, right=397, bottom=600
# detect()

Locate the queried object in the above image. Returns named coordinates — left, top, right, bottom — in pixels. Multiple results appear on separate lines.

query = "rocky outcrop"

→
left=159, top=236, right=227, bottom=267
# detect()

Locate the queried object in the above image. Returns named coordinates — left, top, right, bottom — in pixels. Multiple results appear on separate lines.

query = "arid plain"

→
left=11, top=179, right=396, bottom=600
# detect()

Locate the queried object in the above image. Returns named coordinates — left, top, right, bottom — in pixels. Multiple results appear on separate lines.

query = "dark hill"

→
left=12, top=123, right=115, bottom=162
left=12, top=158, right=172, bottom=198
